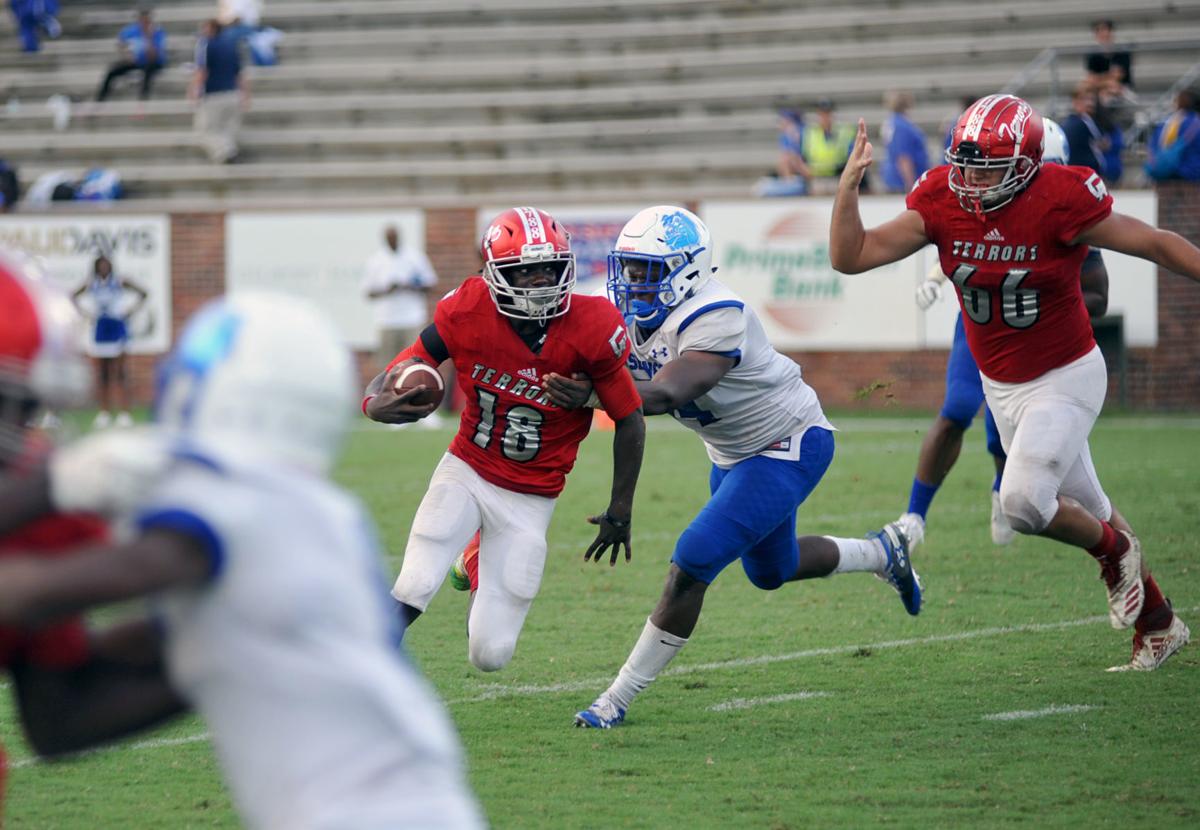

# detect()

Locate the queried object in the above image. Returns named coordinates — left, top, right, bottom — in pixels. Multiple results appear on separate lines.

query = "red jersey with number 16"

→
left=432, top=277, right=639, bottom=498
left=908, top=163, right=1113, bottom=383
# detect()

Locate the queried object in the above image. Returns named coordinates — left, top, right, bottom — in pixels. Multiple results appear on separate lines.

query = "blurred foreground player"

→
left=364, top=206, right=645, bottom=671
left=0, top=257, right=185, bottom=815
left=0, top=292, right=484, bottom=828
left=831, top=94, right=1197, bottom=670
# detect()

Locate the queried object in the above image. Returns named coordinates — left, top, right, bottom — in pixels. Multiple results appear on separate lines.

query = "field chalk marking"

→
left=708, top=691, right=832, bottom=712
left=9, top=732, right=211, bottom=770
left=983, top=704, right=1099, bottom=722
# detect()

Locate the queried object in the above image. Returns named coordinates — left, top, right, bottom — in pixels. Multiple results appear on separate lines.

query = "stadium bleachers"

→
left=1, top=0, right=1198, bottom=205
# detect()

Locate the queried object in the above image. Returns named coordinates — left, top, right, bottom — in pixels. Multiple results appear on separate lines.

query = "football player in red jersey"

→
left=831, top=94, right=1200, bottom=671
left=0, top=256, right=184, bottom=812
left=363, top=207, right=646, bottom=672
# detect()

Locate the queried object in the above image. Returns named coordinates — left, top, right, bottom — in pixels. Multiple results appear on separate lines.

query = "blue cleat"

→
left=870, top=521, right=922, bottom=616
left=574, top=694, right=626, bottom=729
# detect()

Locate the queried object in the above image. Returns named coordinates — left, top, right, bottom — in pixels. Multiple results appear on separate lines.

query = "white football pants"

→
left=982, top=345, right=1112, bottom=534
left=392, top=452, right=556, bottom=672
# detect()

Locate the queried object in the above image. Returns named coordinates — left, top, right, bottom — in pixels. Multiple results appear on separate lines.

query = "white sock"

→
left=830, top=536, right=886, bottom=574
left=604, top=618, right=688, bottom=710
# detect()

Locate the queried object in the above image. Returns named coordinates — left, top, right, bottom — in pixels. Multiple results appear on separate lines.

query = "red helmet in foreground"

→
left=480, top=207, right=576, bottom=321
left=946, top=94, right=1044, bottom=216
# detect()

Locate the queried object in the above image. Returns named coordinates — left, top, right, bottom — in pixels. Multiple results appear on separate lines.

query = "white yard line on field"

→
left=708, top=691, right=832, bottom=712
left=983, top=704, right=1099, bottom=722
left=451, top=605, right=1200, bottom=704
left=9, top=732, right=211, bottom=770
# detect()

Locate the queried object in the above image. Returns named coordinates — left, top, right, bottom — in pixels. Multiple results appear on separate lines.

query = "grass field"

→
left=3, top=414, right=1199, bottom=828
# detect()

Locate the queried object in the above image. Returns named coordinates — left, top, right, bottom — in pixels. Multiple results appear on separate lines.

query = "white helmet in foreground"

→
left=607, top=206, right=714, bottom=330
left=155, top=292, right=355, bottom=475
left=1042, top=117, right=1070, bottom=166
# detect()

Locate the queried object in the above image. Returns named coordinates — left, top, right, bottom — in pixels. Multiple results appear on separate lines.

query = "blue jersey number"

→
left=673, top=401, right=719, bottom=427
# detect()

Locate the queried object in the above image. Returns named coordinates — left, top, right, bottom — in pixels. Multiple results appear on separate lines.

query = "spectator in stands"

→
left=802, top=98, right=856, bottom=185
left=97, top=6, right=168, bottom=102
left=1063, top=84, right=1110, bottom=177
left=881, top=90, right=929, bottom=193
left=8, top=0, right=60, bottom=53
left=218, top=0, right=280, bottom=66
left=189, top=19, right=249, bottom=164
left=1086, top=19, right=1134, bottom=95
left=1146, top=89, right=1200, bottom=182
left=755, top=107, right=808, bottom=197
left=0, top=159, right=18, bottom=212
left=361, top=225, right=440, bottom=391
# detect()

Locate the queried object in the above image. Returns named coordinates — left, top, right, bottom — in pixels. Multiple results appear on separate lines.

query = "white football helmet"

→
left=155, top=292, right=355, bottom=475
left=1042, top=117, right=1070, bottom=165
left=607, top=206, right=714, bottom=330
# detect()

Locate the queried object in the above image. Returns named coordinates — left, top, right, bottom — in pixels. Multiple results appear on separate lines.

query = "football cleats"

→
left=480, top=207, right=575, bottom=322
left=607, top=205, right=714, bottom=331
left=946, top=94, right=1044, bottom=217
left=154, top=292, right=355, bottom=474
left=0, top=250, right=90, bottom=462
left=1041, top=117, right=1070, bottom=166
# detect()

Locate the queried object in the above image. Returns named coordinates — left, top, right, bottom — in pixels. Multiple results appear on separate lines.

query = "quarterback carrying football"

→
left=364, top=207, right=646, bottom=672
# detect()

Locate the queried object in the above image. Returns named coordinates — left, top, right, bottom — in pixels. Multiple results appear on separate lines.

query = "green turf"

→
left=3, top=415, right=1198, bottom=828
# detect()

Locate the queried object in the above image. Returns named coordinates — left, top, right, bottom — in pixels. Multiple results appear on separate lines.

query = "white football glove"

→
left=914, top=278, right=943, bottom=310
left=49, top=427, right=173, bottom=516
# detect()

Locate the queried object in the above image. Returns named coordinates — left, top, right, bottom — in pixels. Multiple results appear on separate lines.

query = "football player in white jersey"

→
left=0, top=293, right=484, bottom=828
left=554, top=206, right=922, bottom=729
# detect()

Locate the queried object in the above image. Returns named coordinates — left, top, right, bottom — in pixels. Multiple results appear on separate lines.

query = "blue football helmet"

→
left=607, top=206, right=714, bottom=330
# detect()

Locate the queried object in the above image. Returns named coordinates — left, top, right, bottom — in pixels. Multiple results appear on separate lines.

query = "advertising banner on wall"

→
left=225, top=211, right=426, bottom=350
left=477, top=204, right=644, bottom=297
left=702, top=190, right=1159, bottom=350
left=701, top=198, right=924, bottom=349
left=0, top=215, right=172, bottom=354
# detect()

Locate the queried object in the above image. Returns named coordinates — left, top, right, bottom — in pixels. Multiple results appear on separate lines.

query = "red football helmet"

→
left=0, top=251, right=90, bottom=461
left=945, top=94, right=1044, bottom=217
left=480, top=207, right=575, bottom=321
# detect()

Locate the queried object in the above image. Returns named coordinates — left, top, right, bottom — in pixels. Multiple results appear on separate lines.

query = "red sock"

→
left=1086, top=520, right=1128, bottom=562
left=1135, top=574, right=1171, bottom=633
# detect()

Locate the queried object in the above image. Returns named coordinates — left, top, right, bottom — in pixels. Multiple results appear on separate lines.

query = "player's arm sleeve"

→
left=676, top=303, right=746, bottom=365
left=587, top=309, right=641, bottom=421
left=1055, top=168, right=1114, bottom=244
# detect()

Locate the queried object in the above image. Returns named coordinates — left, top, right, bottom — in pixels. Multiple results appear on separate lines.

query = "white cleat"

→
left=1107, top=614, right=1190, bottom=672
left=92, top=410, right=112, bottom=430
left=114, top=411, right=134, bottom=428
left=1099, top=532, right=1144, bottom=630
left=895, top=512, right=925, bottom=553
left=990, top=491, right=1016, bottom=546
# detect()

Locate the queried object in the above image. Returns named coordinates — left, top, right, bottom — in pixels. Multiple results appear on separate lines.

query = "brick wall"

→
left=120, top=192, right=1200, bottom=411
left=1124, top=181, right=1200, bottom=410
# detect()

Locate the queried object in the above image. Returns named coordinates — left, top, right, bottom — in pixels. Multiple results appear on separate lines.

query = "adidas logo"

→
left=518, top=367, right=540, bottom=382
left=984, top=228, right=1005, bottom=242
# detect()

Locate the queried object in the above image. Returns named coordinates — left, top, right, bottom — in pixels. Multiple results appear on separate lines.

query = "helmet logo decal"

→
left=515, top=206, right=546, bottom=245
left=661, top=211, right=700, bottom=249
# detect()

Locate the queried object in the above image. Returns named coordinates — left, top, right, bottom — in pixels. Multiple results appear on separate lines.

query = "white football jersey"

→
left=628, top=278, right=832, bottom=468
left=139, top=449, right=484, bottom=830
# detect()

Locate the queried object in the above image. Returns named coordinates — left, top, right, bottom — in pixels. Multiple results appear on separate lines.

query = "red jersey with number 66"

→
left=430, top=276, right=639, bottom=498
left=908, top=163, right=1113, bottom=383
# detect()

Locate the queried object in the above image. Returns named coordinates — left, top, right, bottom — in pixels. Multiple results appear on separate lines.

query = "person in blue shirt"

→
left=9, top=0, right=60, bottom=53
left=97, top=6, right=168, bottom=102
left=881, top=90, right=929, bottom=192
left=189, top=19, right=249, bottom=163
left=1146, top=89, right=1200, bottom=182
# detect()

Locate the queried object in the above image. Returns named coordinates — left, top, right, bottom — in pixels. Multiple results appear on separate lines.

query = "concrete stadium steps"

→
left=14, top=147, right=784, bottom=202
left=6, top=0, right=1194, bottom=73
left=3, top=57, right=1194, bottom=135
left=6, top=22, right=1200, bottom=102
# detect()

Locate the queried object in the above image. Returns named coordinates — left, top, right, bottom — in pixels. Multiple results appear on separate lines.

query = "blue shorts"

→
left=671, top=426, right=835, bottom=588
left=941, top=314, right=1003, bottom=458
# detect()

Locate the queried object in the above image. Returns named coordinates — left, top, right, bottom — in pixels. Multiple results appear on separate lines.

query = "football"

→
left=391, top=360, right=445, bottom=408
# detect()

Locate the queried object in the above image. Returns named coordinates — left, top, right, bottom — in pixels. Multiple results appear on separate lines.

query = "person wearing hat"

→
left=802, top=97, right=858, bottom=186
